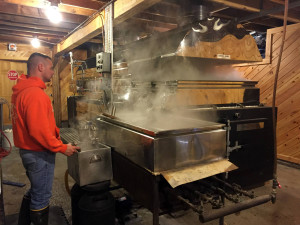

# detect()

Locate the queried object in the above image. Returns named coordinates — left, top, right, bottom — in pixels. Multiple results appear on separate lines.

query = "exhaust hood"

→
left=120, top=17, right=262, bottom=64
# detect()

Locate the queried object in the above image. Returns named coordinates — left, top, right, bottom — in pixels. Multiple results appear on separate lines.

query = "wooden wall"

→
left=0, top=42, right=52, bottom=125
left=234, top=23, right=300, bottom=164
left=0, top=42, right=87, bottom=127
left=56, top=50, right=87, bottom=122
left=0, top=60, right=26, bottom=125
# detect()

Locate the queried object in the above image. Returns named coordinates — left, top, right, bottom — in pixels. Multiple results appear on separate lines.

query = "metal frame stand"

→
left=152, top=176, right=160, bottom=225
left=112, top=151, right=161, bottom=225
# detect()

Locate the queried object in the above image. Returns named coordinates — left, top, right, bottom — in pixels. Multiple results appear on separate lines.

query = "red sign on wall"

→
left=7, top=70, right=19, bottom=80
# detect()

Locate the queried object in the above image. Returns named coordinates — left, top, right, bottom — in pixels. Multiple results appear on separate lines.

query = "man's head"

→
left=27, top=53, right=54, bottom=83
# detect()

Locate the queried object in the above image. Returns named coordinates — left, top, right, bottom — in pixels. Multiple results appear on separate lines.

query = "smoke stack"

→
left=177, top=0, right=209, bottom=26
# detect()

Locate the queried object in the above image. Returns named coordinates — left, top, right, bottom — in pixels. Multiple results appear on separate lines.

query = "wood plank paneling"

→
left=0, top=61, right=24, bottom=125
left=59, top=50, right=87, bottom=121
left=0, top=42, right=53, bottom=125
left=177, top=34, right=262, bottom=62
left=260, top=44, right=300, bottom=101
left=0, top=43, right=52, bottom=61
left=235, top=23, right=300, bottom=165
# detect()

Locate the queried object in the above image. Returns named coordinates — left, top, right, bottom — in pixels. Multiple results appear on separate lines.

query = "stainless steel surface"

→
left=173, top=80, right=258, bottom=87
left=67, top=142, right=112, bottom=186
left=60, top=128, right=80, bottom=144
left=96, top=116, right=226, bottom=172
left=99, top=114, right=225, bottom=137
left=119, top=17, right=259, bottom=65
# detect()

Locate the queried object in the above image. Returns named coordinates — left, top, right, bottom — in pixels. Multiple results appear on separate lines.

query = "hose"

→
left=0, top=130, right=12, bottom=161
left=64, top=169, right=71, bottom=197
left=272, top=0, right=288, bottom=182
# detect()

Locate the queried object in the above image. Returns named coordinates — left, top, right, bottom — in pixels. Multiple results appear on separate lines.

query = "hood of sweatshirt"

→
left=12, top=75, right=46, bottom=100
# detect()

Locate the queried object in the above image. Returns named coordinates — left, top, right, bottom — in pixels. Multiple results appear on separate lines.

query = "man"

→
left=11, top=52, right=80, bottom=225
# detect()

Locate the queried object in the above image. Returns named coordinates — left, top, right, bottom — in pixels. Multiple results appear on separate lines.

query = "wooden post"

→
left=53, top=56, right=62, bottom=126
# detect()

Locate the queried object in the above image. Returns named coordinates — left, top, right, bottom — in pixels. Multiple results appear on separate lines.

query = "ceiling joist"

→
left=269, top=14, right=300, bottom=23
left=54, top=0, right=163, bottom=56
left=0, top=0, right=300, bottom=53
left=207, top=0, right=261, bottom=12
left=0, top=20, right=71, bottom=33
left=239, top=0, right=300, bottom=22
left=0, top=1, right=87, bottom=24
left=0, top=0, right=100, bottom=16
left=0, top=13, right=78, bottom=30
left=54, top=12, right=105, bottom=56
left=0, top=34, right=55, bottom=46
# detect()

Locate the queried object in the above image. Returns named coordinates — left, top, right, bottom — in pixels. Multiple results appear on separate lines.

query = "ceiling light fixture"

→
left=45, top=5, right=62, bottom=24
left=31, top=37, right=41, bottom=48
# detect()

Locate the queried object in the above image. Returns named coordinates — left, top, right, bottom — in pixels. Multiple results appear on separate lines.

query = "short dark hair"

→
left=27, top=52, right=52, bottom=75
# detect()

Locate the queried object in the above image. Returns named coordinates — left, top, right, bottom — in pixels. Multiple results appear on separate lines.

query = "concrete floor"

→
left=1, top=148, right=300, bottom=225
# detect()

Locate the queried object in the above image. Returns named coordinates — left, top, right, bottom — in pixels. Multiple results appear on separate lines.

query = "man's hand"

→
left=63, top=144, right=81, bottom=156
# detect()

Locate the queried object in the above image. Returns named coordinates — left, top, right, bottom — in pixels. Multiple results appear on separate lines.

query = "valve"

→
left=277, top=181, right=282, bottom=189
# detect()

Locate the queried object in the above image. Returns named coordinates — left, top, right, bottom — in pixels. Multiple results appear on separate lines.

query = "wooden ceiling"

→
left=0, top=0, right=299, bottom=53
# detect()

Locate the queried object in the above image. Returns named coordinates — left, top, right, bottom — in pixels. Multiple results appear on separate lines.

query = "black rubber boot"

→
left=30, top=206, right=49, bottom=225
left=18, top=195, right=31, bottom=225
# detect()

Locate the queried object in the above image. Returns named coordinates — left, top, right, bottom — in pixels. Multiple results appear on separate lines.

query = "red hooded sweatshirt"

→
left=11, top=75, right=67, bottom=153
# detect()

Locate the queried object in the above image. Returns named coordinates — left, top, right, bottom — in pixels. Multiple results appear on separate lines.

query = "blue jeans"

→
left=19, top=149, right=56, bottom=210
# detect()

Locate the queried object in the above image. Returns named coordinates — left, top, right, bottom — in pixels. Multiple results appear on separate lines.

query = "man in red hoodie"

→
left=11, top=52, right=80, bottom=225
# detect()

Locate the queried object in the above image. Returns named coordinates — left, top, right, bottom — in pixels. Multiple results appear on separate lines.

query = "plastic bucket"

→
left=2, top=130, right=14, bottom=148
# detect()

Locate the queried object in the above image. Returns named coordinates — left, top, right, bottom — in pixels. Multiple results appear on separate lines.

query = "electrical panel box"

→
left=96, top=52, right=111, bottom=73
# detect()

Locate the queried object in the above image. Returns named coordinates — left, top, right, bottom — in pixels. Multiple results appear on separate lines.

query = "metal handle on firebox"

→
left=89, top=154, right=103, bottom=164
left=225, top=120, right=242, bottom=158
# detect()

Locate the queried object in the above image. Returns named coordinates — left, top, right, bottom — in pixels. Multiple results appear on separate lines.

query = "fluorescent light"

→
left=31, top=37, right=40, bottom=48
left=46, top=6, right=62, bottom=24
left=250, top=31, right=256, bottom=35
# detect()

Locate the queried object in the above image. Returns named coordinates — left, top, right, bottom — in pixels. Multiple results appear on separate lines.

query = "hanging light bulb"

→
left=45, top=5, right=62, bottom=24
left=31, top=37, right=40, bottom=48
